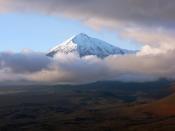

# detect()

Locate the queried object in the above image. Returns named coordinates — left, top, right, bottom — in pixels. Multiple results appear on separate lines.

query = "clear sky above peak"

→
left=0, top=13, right=140, bottom=52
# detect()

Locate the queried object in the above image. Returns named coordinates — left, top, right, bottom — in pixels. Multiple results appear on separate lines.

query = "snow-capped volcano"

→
left=47, top=33, right=135, bottom=58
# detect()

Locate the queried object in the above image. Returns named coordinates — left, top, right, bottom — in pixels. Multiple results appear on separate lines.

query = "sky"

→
left=0, top=0, right=175, bottom=85
left=0, top=13, right=139, bottom=52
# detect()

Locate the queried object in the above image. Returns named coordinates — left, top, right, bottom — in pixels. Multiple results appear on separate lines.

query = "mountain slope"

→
left=139, top=86, right=175, bottom=116
left=47, top=33, right=136, bottom=58
left=128, top=84, right=175, bottom=117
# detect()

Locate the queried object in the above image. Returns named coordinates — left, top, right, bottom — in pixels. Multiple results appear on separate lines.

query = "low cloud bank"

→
left=0, top=48, right=175, bottom=85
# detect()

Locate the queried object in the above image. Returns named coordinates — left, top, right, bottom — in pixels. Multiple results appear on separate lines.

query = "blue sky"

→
left=0, top=13, right=140, bottom=52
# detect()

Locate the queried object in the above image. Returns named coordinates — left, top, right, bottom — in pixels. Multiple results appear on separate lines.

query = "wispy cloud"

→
left=1, top=0, right=175, bottom=27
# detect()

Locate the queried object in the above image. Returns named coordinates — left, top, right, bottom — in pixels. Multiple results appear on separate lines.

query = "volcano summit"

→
left=47, top=33, right=135, bottom=58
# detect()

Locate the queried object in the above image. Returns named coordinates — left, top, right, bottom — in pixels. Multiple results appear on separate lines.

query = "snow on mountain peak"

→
left=47, top=33, right=136, bottom=58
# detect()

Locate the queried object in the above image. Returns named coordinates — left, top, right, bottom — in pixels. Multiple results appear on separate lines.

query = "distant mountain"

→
left=47, top=33, right=136, bottom=58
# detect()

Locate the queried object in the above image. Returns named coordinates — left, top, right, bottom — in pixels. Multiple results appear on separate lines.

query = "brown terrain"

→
left=0, top=80, right=174, bottom=131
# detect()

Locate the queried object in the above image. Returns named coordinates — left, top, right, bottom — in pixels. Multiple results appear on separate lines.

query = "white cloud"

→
left=0, top=49, right=175, bottom=85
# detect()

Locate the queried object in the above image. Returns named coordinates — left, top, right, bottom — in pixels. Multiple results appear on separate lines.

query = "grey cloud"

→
left=1, top=0, right=175, bottom=27
left=0, top=52, right=51, bottom=73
